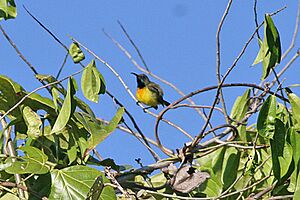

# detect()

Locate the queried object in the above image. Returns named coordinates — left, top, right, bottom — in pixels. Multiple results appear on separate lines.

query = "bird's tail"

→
left=163, top=99, right=170, bottom=106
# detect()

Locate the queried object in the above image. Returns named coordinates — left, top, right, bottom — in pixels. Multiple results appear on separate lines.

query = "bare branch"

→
left=216, top=0, right=233, bottom=123
left=281, top=0, right=300, bottom=60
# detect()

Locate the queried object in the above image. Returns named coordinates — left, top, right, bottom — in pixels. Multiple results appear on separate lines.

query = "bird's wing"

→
left=147, top=83, right=164, bottom=96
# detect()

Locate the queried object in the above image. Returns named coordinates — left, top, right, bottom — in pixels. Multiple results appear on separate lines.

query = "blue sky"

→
left=1, top=1, right=299, bottom=167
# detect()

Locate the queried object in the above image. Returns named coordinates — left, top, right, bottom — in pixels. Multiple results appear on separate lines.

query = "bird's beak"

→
left=131, top=72, right=138, bottom=77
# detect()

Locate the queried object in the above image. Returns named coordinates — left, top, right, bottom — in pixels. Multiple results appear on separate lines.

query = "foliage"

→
left=0, top=2, right=299, bottom=200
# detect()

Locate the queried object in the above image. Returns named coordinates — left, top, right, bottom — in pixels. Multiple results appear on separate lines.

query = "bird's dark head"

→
left=131, top=72, right=150, bottom=88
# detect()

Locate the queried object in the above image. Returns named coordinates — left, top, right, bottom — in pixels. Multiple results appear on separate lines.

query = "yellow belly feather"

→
left=136, top=87, right=158, bottom=107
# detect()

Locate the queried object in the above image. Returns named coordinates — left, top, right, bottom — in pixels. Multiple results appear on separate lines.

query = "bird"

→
left=131, top=72, right=170, bottom=111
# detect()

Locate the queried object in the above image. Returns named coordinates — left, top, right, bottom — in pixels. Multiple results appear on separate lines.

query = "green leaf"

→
left=49, top=165, right=116, bottom=200
left=51, top=87, right=60, bottom=112
left=290, top=127, right=300, bottom=166
left=257, top=95, right=276, bottom=139
left=69, top=42, right=85, bottom=63
left=270, top=119, right=292, bottom=180
left=230, top=89, right=250, bottom=141
left=5, top=146, right=49, bottom=174
left=67, top=146, right=77, bottom=165
left=0, top=0, right=17, bottom=20
left=0, top=75, right=24, bottom=119
left=197, top=169, right=222, bottom=197
left=212, top=147, right=226, bottom=177
left=88, top=107, right=124, bottom=149
left=252, top=14, right=281, bottom=80
left=287, top=91, right=300, bottom=131
left=222, top=147, right=241, bottom=190
left=22, top=106, right=42, bottom=139
left=51, top=78, right=76, bottom=134
left=81, top=60, right=105, bottom=103
left=253, top=38, right=268, bottom=66
left=265, top=15, right=281, bottom=63
left=230, top=89, right=250, bottom=120
left=78, top=137, right=88, bottom=158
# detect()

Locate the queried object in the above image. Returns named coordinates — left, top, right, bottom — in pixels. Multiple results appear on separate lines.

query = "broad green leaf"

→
left=276, top=103, right=289, bottom=124
left=88, top=107, right=124, bottom=149
left=196, top=169, right=222, bottom=197
left=287, top=91, right=300, bottom=130
left=67, top=145, right=77, bottom=165
left=278, top=143, right=293, bottom=179
left=81, top=60, right=105, bottom=103
left=94, top=67, right=106, bottom=95
left=257, top=95, right=276, bottom=139
left=0, top=0, right=17, bottom=20
left=290, top=127, right=300, bottom=166
left=265, top=15, right=281, bottom=63
left=0, top=75, right=24, bottom=119
left=49, top=165, right=116, bottom=200
left=51, top=78, right=76, bottom=134
left=69, top=42, right=85, bottom=63
left=230, top=89, right=250, bottom=120
left=252, top=14, right=281, bottom=80
left=230, top=89, right=250, bottom=141
left=22, top=106, right=42, bottom=139
left=253, top=38, right=268, bottom=66
left=5, top=146, right=49, bottom=174
left=270, top=119, right=292, bottom=180
left=212, top=147, right=226, bottom=177
left=78, top=137, right=88, bottom=158
left=222, top=147, right=240, bottom=190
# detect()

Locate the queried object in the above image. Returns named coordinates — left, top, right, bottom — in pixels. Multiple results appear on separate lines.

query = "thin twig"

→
left=247, top=183, right=276, bottom=200
left=0, top=25, right=51, bottom=93
left=216, top=0, right=233, bottom=123
left=23, top=5, right=68, bottom=51
left=171, top=104, right=224, bottom=114
left=56, top=52, right=69, bottom=79
left=281, top=0, right=300, bottom=60
left=253, top=0, right=261, bottom=40
left=117, top=20, right=150, bottom=72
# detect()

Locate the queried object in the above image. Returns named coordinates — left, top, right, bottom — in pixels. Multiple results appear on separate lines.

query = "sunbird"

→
left=131, top=73, right=170, bottom=110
